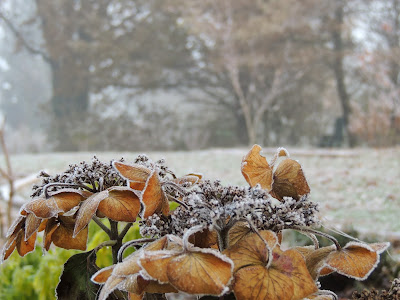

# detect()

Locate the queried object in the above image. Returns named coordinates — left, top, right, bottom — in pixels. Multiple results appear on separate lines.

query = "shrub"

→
left=1, top=145, right=392, bottom=300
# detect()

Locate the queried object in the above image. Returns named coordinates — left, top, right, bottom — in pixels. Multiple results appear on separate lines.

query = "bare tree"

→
left=0, top=0, right=195, bottom=150
left=178, top=0, right=323, bottom=146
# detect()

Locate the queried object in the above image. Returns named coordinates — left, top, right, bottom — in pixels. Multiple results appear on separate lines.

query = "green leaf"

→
left=56, top=250, right=100, bottom=300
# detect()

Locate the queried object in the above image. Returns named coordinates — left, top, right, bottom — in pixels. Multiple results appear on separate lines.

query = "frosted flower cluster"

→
left=131, top=154, right=173, bottom=179
left=140, top=180, right=320, bottom=237
left=254, top=195, right=320, bottom=231
left=31, top=154, right=173, bottom=198
left=31, top=156, right=127, bottom=197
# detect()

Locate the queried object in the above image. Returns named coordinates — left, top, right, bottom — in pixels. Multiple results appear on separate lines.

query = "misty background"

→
left=0, top=0, right=399, bottom=153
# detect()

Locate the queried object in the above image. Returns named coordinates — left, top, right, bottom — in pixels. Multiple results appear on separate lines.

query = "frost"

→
left=140, top=180, right=320, bottom=238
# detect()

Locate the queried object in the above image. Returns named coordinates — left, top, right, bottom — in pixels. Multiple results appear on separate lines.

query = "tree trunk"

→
left=233, top=107, right=250, bottom=145
left=49, top=59, right=90, bottom=151
left=388, top=0, right=400, bottom=143
left=331, top=1, right=355, bottom=147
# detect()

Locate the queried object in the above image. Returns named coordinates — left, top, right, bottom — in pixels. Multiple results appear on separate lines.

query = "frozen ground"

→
left=2, top=147, right=400, bottom=244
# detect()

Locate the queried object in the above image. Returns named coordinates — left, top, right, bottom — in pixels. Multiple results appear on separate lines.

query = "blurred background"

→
left=0, top=0, right=399, bottom=153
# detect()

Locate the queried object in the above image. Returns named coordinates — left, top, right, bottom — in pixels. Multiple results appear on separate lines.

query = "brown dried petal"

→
left=166, top=249, right=233, bottom=296
left=98, top=276, right=125, bottom=300
left=227, top=221, right=251, bottom=248
left=52, top=216, right=88, bottom=251
left=73, top=191, right=109, bottom=237
left=224, top=231, right=278, bottom=273
left=139, top=250, right=177, bottom=283
left=325, top=242, right=379, bottom=280
left=24, top=213, right=42, bottom=241
left=91, top=265, right=115, bottom=284
left=173, top=173, right=202, bottom=185
left=304, top=245, right=336, bottom=280
left=233, top=248, right=317, bottom=300
left=5, top=215, right=25, bottom=238
left=16, top=230, right=36, bottom=257
left=189, top=228, right=218, bottom=248
left=113, top=161, right=151, bottom=191
left=1, top=235, right=17, bottom=262
left=44, top=218, right=60, bottom=251
left=141, top=169, right=169, bottom=218
left=241, top=144, right=273, bottom=191
left=271, top=158, right=310, bottom=201
left=97, top=187, right=140, bottom=222
left=24, top=190, right=84, bottom=219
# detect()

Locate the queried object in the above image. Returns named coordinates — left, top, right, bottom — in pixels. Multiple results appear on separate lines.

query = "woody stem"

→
left=109, top=220, right=122, bottom=264
left=93, top=216, right=111, bottom=236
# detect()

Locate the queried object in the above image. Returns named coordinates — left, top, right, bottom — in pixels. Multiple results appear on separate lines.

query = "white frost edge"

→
left=139, top=167, right=158, bottom=219
left=371, top=242, right=391, bottom=254
left=343, top=240, right=375, bottom=251
left=270, top=147, right=290, bottom=167
left=186, top=245, right=235, bottom=296
left=325, top=242, right=381, bottom=281
left=91, top=265, right=116, bottom=284
left=303, top=289, right=338, bottom=300
left=137, top=249, right=180, bottom=284
left=72, top=190, right=109, bottom=238
left=96, top=276, right=125, bottom=300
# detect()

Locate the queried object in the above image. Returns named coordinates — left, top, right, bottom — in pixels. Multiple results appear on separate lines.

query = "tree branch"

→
left=0, top=10, right=51, bottom=63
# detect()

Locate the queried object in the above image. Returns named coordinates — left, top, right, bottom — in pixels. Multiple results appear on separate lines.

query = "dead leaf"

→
left=113, top=161, right=151, bottom=191
left=270, top=147, right=290, bottom=167
left=139, top=250, right=177, bottom=283
left=73, top=191, right=109, bottom=237
left=92, top=265, right=115, bottom=284
left=369, top=242, right=390, bottom=254
left=16, top=230, right=37, bottom=257
left=224, top=231, right=278, bottom=273
left=227, top=222, right=251, bottom=248
left=173, top=173, right=203, bottom=186
left=2, top=236, right=17, bottom=261
left=139, top=232, right=233, bottom=296
left=97, top=276, right=125, bottom=300
left=303, top=245, right=336, bottom=280
left=325, top=242, right=379, bottom=280
left=304, top=292, right=337, bottom=300
left=24, top=189, right=84, bottom=219
left=233, top=247, right=317, bottom=300
left=128, top=293, right=143, bottom=300
left=189, top=228, right=218, bottom=248
left=93, top=237, right=171, bottom=300
left=97, top=187, right=141, bottom=222
left=241, top=144, right=273, bottom=191
left=270, top=158, right=310, bottom=201
left=45, top=216, right=88, bottom=251
left=140, top=168, right=169, bottom=218
left=5, top=215, right=25, bottom=238
left=24, top=213, right=42, bottom=241
left=166, top=249, right=233, bottom=296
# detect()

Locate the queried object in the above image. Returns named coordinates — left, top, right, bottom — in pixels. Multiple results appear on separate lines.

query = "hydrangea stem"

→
left=293, top=226, right=342, bottom=251
left=93, top=216, right=111, bottom=236
left=117, top=238, right=157, bottom=262
left=109, top=220, right=122, bottom=264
